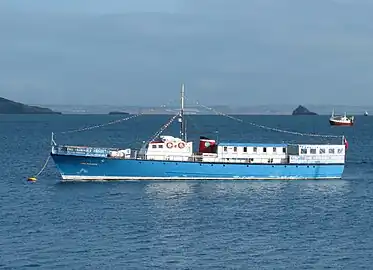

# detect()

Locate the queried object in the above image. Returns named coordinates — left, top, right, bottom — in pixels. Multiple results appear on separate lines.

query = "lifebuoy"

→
left=178, top=142, right=186, bottom=149
left=166, top=142, right=173, bottom=149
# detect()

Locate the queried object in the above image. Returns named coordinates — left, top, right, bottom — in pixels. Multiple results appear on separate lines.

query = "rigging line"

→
left=185, top=114, right=208, bottom=136
left=193, top=100, right=341, bottom=139
left=147, top=113, right=180, bottom=144
left=58, top=99, right=178, bottom=135
left=60, top=113, right=141, bottom=134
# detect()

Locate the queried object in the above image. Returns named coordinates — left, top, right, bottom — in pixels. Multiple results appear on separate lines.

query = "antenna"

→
left=179, top=83, right=186, bottom=141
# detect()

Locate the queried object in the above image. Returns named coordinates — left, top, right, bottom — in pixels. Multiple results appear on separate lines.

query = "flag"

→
left=344, top=137, right=349, bottom=150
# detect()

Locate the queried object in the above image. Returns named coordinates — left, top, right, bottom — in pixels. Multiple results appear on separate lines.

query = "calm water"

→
left=1, top=114, right=373, bottom=269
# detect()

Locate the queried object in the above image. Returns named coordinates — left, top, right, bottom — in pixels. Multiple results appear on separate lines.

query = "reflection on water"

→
left=297, top=180, right=351, bottom=195
left=144, top=180, right=288, bottom=200
left=144, top=182, right=197, bottom=216
left=208, top=180, right=351, bottom=197
left=144, top=179, right=351, bottom=202
left=201, top=180, right=287, bottom=198
left=144, top=181, right=194, bottom=200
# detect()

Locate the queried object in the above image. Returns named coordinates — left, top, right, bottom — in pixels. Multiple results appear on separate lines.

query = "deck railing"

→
left=52, top=145, right=117, bottom=158
left=52, top=145, right=345, bottom=164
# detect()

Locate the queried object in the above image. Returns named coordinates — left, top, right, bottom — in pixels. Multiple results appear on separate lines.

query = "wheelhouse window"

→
left=223, top=147, right=227, bottom=152
left=263, top=147, right=267, bottom=153
left=158, top=145, right=163, bottom=148
left=338, top=148, right=343, bottom=154
left=243, top=147, right=247, bottom=153
left=152, top=145, right=157, bottom=149
left=253, top=147, right=257, bottom=153
left=301, top=148, right=307, bottom=154
left=233, top=147, right=237, bottom=152
left=310, top=148, right=316, bottom=154
left=273, top=147, right=277, bottom=153
left=329, top=148, right=335, bottom=154
left=283, top=147, right=286, bottom=153
left=320, top=148, right=325, bottom=154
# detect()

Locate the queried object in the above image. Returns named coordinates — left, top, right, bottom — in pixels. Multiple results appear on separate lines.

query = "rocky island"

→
left=0, top=97, right=61, bottom=114
left=108, top=111, right=130, bottom=115
left=292, top=105, right=318, bottom=115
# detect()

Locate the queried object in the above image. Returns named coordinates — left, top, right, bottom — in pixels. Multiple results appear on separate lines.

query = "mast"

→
left=180, top=83, right=186, bottom=141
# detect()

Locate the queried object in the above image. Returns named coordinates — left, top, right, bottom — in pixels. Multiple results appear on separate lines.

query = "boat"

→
left=329, top=109, right=354, bottom=126
left=364, top=111, right=368, bottom=116
left=50, top=84, right=348, bottom=181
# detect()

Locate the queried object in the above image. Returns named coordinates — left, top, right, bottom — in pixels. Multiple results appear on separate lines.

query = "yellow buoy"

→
left=27, top=177, right=37, bottom=182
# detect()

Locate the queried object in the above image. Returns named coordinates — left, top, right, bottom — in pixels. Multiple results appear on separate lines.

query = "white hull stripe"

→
left=60, top=175, right=342, bottom=181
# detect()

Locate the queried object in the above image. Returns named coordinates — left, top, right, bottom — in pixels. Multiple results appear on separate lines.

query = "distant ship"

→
left=329, top=109, right=354, bottom=126
left=49, top=84, right=348, bottom=181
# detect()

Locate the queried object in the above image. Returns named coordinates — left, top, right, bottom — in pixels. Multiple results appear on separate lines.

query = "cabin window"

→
left=283, top=147, right=286, bottom=153
left=253, top=147, right=257, bottom=153
left=329, top=148, right=335, bottom=154
left=234, top=147, right=237, bottom=152
left=301, top=148, right=307, bottom=154
left=243, top=147, right=247, bottom=153
left=224, top=147, right=227, bottom=152
left=158, top=145, right=163, bottom=149
left=320, top=148, right=325, bottom=154
left=263, top=147, right=267, bottom=153
left=310, top=149, right=316, bottom=154
left=152, top=145, right=157, bottom=149
left=273, top=147, right=276, bottom=153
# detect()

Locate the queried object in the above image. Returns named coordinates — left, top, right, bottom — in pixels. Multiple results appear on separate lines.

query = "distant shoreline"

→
left=3, top=113, right=338, bottom=116
left=26, top=104, right=370, bottom=116
left=0, top=97, right=61, bottom=114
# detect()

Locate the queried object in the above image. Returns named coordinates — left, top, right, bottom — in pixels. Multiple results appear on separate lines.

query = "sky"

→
left=1, top=0, right=373, bottom=106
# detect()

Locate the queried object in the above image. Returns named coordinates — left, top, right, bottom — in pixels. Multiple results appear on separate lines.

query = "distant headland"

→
left=108, top=111, right=130, bottom=115
left=292, top=105, right=318, bottom=115
left=0, top=97, right=61, bottom=114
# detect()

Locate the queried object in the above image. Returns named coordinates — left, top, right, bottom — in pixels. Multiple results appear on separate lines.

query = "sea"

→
left=1, top=114, right=372, bottom=269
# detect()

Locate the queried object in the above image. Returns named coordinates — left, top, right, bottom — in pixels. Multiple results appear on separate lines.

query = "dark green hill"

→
left=0, top=97, right=61, bottom=114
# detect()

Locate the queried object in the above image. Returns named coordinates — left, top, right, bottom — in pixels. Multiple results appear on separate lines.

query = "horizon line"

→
left=31, top=103, right=373, bottom=107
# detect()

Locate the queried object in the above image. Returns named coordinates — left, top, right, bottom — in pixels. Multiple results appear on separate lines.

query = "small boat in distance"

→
left=329, top=109, right=354, bottom=126
left=364, top=111, right=368, bottom=116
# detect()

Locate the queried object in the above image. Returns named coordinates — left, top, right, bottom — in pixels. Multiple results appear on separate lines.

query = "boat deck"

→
left=51, top=144, right=345, bottom=165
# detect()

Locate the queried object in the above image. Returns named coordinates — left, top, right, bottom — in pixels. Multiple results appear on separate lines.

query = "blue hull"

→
left=51, top=154, right=345, bottom=181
